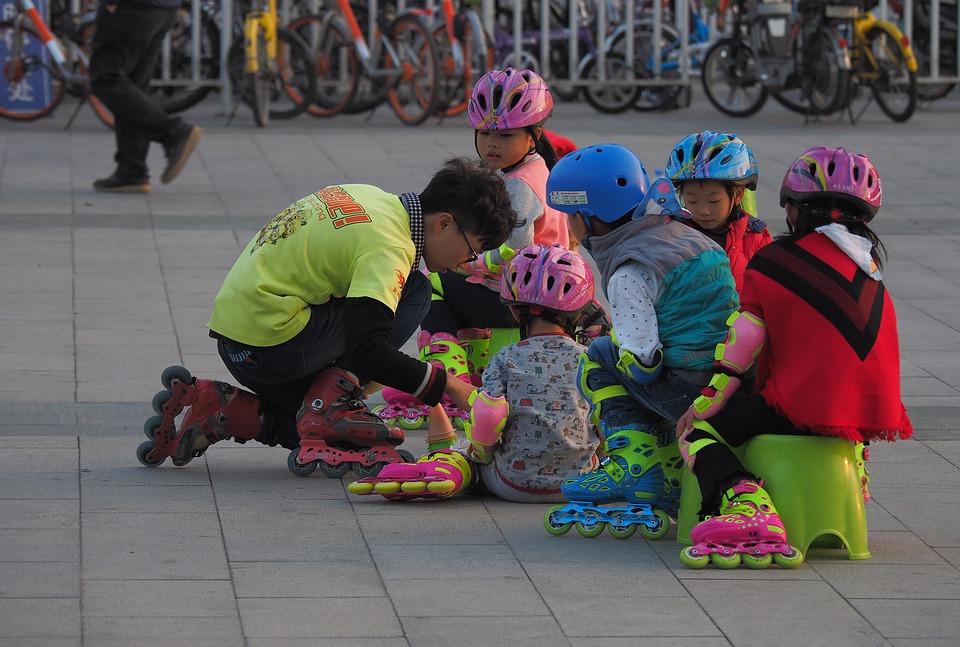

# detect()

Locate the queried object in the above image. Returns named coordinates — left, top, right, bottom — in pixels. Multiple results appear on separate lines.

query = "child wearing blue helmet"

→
left=666, top=131, right=773, bottom=293
left=543, top=144, right=739, bottom=534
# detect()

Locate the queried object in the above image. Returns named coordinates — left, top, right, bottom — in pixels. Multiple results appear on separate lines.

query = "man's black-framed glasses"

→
left=453, top=216, right=479, bottom=263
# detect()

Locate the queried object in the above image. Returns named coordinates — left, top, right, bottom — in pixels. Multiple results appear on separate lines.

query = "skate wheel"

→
left=318, top=460, right=351, bottom=478
left=606, top=512, right=638, bottom=540
left=373, top=482, right=402, bottom=494
left=352, top=462, right=383, bottom=479
left=398, top=414, right=425, bottom=430
left=151, top=390, right=172, bottom=414
left=742, top=553, right=773, bottom=569
left=679, top=546, right=709, bottom=569
left=136, top=440, right=165, bottom=467
left=161, top=365, right=192, bottom=390
left=772, top=547, right=804, bottom=569
left=543, top=506, right=573, bottom=536
left=710, top=552, right=741, bottom=569
left=400, top=481, right=428, bottom=494
left=287, top=449, right=317, bottom=477
left=638, top=509, right=671, bottom=541
left=426, top=480, right=456, bottom=494
left=347, top=481, right=375, bottom=495
left=575, top=511, right=605, bottom=538
left=143, top=414, right=164, bottom=440
left=371, top=405, right=396, bottom=425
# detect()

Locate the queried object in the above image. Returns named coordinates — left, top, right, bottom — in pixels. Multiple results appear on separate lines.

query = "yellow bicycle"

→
left=846, top=5, right=919, bottom=122
left=230, top=0, right=315, bottom=126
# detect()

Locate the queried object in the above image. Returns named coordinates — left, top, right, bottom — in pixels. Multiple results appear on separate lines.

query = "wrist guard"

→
left=692, top=373, right=742, bottom=419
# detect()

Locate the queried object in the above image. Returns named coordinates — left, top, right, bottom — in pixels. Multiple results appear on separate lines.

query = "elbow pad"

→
left=715, top=311, right=766, bottom=374
left=692, top=373, right=742, bottom=419
left=464, top=390, right=509, bottom=464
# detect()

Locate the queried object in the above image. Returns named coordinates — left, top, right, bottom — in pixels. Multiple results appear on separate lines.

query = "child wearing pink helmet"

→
left=350, top=244, right=601, bottom=503
left=675, top=146, right=913, bottom=570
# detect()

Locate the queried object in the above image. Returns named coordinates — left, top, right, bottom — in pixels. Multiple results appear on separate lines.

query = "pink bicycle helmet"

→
left=467, top=68, right=554, bottom=131
left=500, top=244, right=594, bottom=316
left=780, top=146, right=882, bottom=220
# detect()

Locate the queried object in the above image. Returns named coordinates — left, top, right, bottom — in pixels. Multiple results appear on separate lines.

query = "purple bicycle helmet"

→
left=467, top=68, right=554, bottom=131
left=500, top=244, right=595, bottom=316
left=666, top=131, right=759, bottom=190
left=779, top=146, right=882, bottom=220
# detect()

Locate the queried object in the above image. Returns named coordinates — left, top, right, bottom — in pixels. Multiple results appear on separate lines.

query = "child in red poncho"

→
left=674, top=146, right=912, bottom=569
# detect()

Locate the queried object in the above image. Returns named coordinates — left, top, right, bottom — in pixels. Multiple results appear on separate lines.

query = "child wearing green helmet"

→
left=665, top=131, right=773, bottom=293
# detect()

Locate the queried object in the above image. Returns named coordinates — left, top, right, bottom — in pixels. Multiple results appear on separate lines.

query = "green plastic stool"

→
left=677, top=435, right=870, bottom=560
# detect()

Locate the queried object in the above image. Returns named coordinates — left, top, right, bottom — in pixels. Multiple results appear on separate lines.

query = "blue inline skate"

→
left=544, top=424, right=671, bottom=540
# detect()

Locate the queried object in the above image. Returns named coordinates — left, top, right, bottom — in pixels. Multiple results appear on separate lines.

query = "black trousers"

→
left=89, top=3, right=191, bottom=181
left=419, top=272, right=517, bottom=335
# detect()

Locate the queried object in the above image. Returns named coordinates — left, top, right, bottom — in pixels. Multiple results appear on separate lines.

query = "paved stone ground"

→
left=1, top=87, right=959, bottom=646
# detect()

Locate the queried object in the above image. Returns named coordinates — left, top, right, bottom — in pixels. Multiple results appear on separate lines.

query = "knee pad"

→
left=678, top=419, right=724, bottom=473
left=577, top=350, right=629, bottom=427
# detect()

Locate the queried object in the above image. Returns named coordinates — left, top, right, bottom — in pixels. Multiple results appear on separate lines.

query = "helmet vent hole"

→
left=675, top=148, right=684, bottom=165
left=853, top=165, right=861, bottom=181
left=477, top=95, right=486, bottom=111
left=493, top=85, right=503, bottom=109
left=808, top=162, right=817, bottom=176
left=719, top=154, right=732, bottom=165
left=546, top=276, right=555, bottom=290
left=616, top=177, right=627, bottom=187
left=827, top=161, right=836, bottom=176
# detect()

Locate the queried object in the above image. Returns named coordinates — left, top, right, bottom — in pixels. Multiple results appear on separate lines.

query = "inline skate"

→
left=138, top=365, right=262, bottom=468
left=375, top=331, right=471, bottom=430
left=679, top=479, right=804, bottom=569
left=347, top=449, right=473, bottom=500
left=288, top=367, right=414, bottom=478
left=544, top=425, right=671, bottom=540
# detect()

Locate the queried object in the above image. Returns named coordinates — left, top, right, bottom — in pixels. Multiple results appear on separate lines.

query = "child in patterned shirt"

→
left=349, top=244, right=600, bottom=503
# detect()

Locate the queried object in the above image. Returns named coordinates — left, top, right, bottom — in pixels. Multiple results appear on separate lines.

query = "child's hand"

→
left=676, top=406, right=697, bottom=438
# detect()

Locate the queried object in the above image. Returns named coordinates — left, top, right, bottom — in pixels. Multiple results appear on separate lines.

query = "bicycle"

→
left=904, top=0, right=958, bottom=100
left=289, top=0, right=441, bottom=125
left=1, top=0, right=112, bottom=126
left=700, top=0, right=853, bottom=118
left=844, top=5, right=918, bottom=122
left=227, top=0, right=315, bottom=126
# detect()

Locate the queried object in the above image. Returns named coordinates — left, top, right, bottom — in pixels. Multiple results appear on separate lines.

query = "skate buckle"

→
left=310, top=398, right=324, bottom=411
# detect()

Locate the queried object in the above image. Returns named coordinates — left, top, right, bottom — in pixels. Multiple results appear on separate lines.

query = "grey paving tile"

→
left=82, top=617, right=243, bottom=647
left=550, top=594, right=721, bottom=638
left=0, top=599, right=81, bottom=638
left=231, top=559, right=386, bottom=598
left=402, top=616, right=569, bottom=647
left=854, top=599, right=960, bottom=640
left=370, top=543, right=524, bottom=580
left=387, top=575, right=551, bottom=617
left=0, top=499, right=77, bottom=530
left=0, top=561, right=79, bottom=598
left=238, top=597, right=403, bottom=639
left=83, top=579, right=237, bottom=618
left=811, top=563, right=960, bottom=599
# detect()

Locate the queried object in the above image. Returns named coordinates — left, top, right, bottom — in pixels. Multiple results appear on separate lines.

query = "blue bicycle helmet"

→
left=666, top=131, right=759, bottom=191
left=547, top=144, right=650, bottom=221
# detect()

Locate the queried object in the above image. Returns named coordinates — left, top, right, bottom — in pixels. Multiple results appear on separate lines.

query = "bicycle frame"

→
left=335, top=0, right=405, bottom=80
left=8, top=0, right=84, bottom=86
left=853, top=11, right=918, bottom=75
left=244, top=0, right=278, bottom=74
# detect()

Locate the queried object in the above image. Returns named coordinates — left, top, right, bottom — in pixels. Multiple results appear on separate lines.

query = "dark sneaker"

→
left=93, top=174, right=150, bottom=194
left=161, top=126, right=202, bottom=184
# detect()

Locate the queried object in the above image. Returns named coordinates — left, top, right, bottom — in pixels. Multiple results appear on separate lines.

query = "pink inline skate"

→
left=347, top=449, right=473, bottom=500
left=289, top=367, right=414, bottom=478
left=375, top=331, right=472, bottom=430
left=679, top=479, right=804, bottom=569
left=138, top=366, right=262, bottom=468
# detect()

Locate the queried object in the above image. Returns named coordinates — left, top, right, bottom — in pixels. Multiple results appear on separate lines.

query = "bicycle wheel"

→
left=288, top=14, right=358, bottom=118
left=581, top=53, right=639, bottom=114
left=249, top=24, right=270, bottom=127
left=385, top=14, right=440, bottom=126
left=0, top=20, right=66, bottom=121
left=431, top=21, right=464, bottom=116
left=149, top=1, right=220, bottom=114
left=865, top=24, right=918, bottom=122
left=700, top=37, right=767, bottom=117
left=772, top=28, right=849, bottom=116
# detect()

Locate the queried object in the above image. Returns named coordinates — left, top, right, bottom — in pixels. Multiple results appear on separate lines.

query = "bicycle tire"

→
left=431, top=21, right=463, bottom=116
left=0, top=20, right=66, bottom=121
left=700, top=37, right=767, bottom=118
left=581, top=53, right=639, bottom=114
left=250, top=25, right=270, bottom=127
left=865, top=24, right=918, bottom=122
left=385, top=14, right=440, bottom=126
left=288, top=13, right=359, bottom=118
left=772, top=28, right=849, bottom=116
left=149, top=1, right=220, bottom=114
left=73, top=19, right=115, bottom=128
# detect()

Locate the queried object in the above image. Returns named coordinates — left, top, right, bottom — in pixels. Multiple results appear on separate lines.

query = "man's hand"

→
left=443, top=376, right=477, bottom=412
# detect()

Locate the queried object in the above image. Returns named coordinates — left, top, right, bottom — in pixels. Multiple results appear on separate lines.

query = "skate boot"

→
left=138, top=365, right=262, bottom=468
left=679, top=479, right=804, bottom=570
left=659, top=438, right=684, bottom=520
left=456, top=327, right=520, bottom=385
left=855, top=442, right=871, bottom=503
left=544, top=425, right=671, bottom=540
left=376, top=331, right=472, bottom=430
left=347, top=449, right=473, bottom=501
left=289, top=367, right=414, bottom=479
